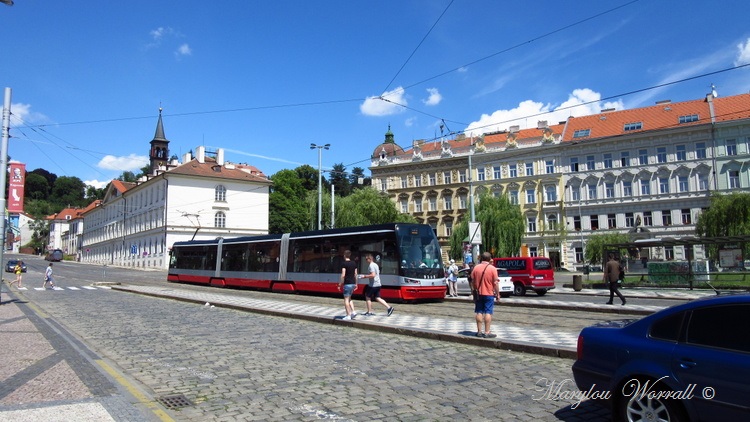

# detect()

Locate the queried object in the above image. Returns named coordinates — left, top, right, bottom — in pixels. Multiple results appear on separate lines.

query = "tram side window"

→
left=222, top=244, right=248, bottom=271
left=251, top=241, right=280, bottom=272
left=176, top=246, right=216, bottom=270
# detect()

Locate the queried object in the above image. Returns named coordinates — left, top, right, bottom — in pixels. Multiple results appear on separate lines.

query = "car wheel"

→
left=618, top=378, right=687, bottom=422
left=535, top=289, right=547, bottom=296
left=513, top=283, right=526, bottom=296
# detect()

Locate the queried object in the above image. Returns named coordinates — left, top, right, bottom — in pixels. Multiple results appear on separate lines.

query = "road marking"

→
left=96, top=359, right=175, bottom=422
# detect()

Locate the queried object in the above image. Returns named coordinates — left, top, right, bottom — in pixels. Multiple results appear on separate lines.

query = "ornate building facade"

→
left=369, top=91, right=750, bottom=270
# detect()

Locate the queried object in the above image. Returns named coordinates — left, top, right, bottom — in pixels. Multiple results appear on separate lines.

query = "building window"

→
left=428, top=197, right=437, bottom=211
left=662, top=210, right=672, bottom=226
left=678, top=176, right=688, bottom=192
left=401, top=176, right=408, bottom=188
left=443, top=171, right=452, bottom=185
left=571, top=186, right=581, bottom=201
left=573, top=215, right=581, bottom=231
left=493, top=166, right=501, bottom=179
left=698, top=174, right=709, bottom=190
left=591, top=215, right=599, bottom=231
left=643, top=211, right=653, bottom=226
left=676, top=145, right=686, bottom=161
left=525, top=162, right=534, bottom=176
left=459, top=194, right=467, bottom=209
left=726, top=139, right=737, bottom=156
left=545, top=160, right=554, bottom=174
left=657, top=147, right=667, bottom=163
left=526, top=189, right=536, bottom=204
left=605, top=182, right=614, bottom=198
left=623, top=181, right=632, bottom=197
left=477, top=168, right=485, bottom=181
left=529, top=246, right=538, bottom=257
left=659, top=177, right=669, bottom=194
left=527, top=217, right=536, bottom=233
left=509, top=164, right=518, bottom=178
left=414, top=175, right=422, bottom=187
left=679, top=114, right=699, bottom=124
left=547, top=214, right=558, bottom=230
left=458, top=170, right=466, bottom=183
left=682, top=209, right=692, bottom=225
left=665, top=246, right=674, bottom=260
left=573, top=129, right=590, bottom=138
left=640, top=179, right=651, bottom=195
left=414, top=198, right=422, bottom=212
left=445, top=221, right=453, bottom=237
left=215, top=185, right=227, bottom=202
left=608, top=214, right=616, bottom=229
left=400, top=199, right=408, bottom=213
left=586, top=155, right=595, bottom=171
left=575, top=247, right=583, bottom=263
left=729, top=170, right=740, bottom=188
left=570, top=157, right=579, bottom=172
left=380, top=179, right=387, bottom=192
left=696, top=142, right=707, bottom=159
left=620, top=151, right=629, bottom=167
left=429, top=173, right=436, bottom=186
left=624, top=122, right=643, bottom=131
left=603, top=153, right=613, bottom=169
left=214, top=211, right=226, bottom=228
left=587, top=184, right=597, bottom=200
left=625, top=212, right=634, bottom=227
left=510, top=190, right=519, bottom=205
left=639, top=149, right=648, bottom=165
left=545, top=186, right=557, bottom=202
left=443, top=195, right=453, bottom=210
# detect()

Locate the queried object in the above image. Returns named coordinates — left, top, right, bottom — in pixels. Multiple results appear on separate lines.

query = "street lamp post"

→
left=310, top=143, right=330, bottom=230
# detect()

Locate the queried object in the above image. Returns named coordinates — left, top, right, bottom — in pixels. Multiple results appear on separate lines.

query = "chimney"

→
left=183, top=152, right=192, bottom=163
left=196, top=146, right=205, bottom=163
left=216, top=148, right=225, bottom=166
left=509, top=125, right=520, bottom=133
left=537, top=120, right=548, bottom=129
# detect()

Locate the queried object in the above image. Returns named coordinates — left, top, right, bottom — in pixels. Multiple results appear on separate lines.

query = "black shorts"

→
left=364, top=285, right=382, bottom=299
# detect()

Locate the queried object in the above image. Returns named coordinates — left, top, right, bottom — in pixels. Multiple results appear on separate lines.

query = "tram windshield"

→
left=396, top=225, right=444, bottom=278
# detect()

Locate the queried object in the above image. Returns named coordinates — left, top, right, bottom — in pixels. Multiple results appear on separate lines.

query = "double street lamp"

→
left=310, top=143, right=330, bottom=230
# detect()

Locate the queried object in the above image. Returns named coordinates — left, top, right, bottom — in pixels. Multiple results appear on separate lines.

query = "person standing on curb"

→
left=9, top=261, right=23, bottom=288
left=446, top=259, right=459, bottom=297
left=471, top=252, right=500, bottom=338
left=338, top=250, right=358, bottom=320
left=604, top=253, right=626, bottom=305
left=359, top=253, right=394, bottom=316
left=43, top=263, right=56, bottom=289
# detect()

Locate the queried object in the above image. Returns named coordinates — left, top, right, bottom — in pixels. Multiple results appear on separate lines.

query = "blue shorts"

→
left=364, top=285, right=381, bottom=299
left=342, top=284, right=356, bottom=297
left=474, top=295, right=495, bottom=314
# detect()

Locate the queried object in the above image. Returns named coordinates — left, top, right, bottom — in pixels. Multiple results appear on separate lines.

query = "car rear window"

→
left=649, top=311, right=685, bottom=342
left=533, top=259, right=552, bottom=270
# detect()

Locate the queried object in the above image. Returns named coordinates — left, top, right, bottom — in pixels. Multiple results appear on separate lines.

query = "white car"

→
left=452, top=267, right=513, bottom=298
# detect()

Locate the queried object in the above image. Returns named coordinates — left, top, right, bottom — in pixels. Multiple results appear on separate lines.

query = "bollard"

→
left=573, top=275, right=583, bottom=291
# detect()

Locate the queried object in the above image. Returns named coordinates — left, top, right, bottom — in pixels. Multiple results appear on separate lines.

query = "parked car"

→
left=44, top=249, right=64, bottom=262
left=453, top=267, right=513, bottom=298
left=572, top=293, right=750, bottom=421
left=5, top=259, right=27, bottom=273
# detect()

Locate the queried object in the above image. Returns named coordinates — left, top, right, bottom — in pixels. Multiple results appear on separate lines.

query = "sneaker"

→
left=485, top=333, right=497, bottom=338
left=387, top=307, right=394, bottom=316
left=363, top=312, right=373, bottom=316
left=476, top=332, right=485, bottom=338
left=342, top=315, right=351, bottom=320
left=350, top=312, right=357, bottom=320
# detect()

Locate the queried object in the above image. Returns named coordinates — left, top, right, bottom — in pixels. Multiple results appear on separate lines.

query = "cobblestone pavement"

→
left=8, top=283, right=615, bottom=421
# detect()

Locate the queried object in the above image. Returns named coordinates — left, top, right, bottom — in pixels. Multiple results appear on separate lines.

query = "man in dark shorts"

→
left=338, top=250, right=358, bottom=320
left=359, top=253, right=394, bottom=316
left=470, top=252, right=500, bottom=338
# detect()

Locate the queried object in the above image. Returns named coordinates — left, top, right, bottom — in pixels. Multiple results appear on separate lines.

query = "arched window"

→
left=215, top=185, right=227, bottom=202
left=214, top=211, right=226, bottom=228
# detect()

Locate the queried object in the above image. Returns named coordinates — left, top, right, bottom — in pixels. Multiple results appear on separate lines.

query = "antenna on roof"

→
left=711, top=84, right=718, bottom=98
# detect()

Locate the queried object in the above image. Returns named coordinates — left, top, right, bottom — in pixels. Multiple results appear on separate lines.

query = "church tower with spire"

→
left=149, top=107, right=170, bottom=176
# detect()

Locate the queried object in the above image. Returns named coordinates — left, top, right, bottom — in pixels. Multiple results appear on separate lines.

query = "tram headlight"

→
left=403, top=278, right=420, bottom=284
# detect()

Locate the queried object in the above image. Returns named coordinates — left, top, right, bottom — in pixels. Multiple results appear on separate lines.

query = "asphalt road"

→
left=4, top=255, right=688, bottom=421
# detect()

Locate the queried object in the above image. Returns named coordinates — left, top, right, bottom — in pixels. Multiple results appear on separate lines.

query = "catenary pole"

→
left=1, top=88, right=12, bottom=295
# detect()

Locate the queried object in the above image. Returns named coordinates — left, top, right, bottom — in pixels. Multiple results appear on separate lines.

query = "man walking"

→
left=338, top=250, right=358, bottom=320
left=43, top=263, right=56, bottom=289
left=471, top=252, right=500, bottom=338
left=604, top=254, right=626, bottom=305
left=359, top=253, right=394, bottom=316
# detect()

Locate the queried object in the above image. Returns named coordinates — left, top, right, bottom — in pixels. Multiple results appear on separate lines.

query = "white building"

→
left=80, top=111, right=272, bottom=269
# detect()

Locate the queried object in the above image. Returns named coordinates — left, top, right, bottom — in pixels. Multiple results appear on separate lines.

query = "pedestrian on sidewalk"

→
left=9, top=261, right=23, bottom=288
left=43, top=263, right=56, bottom=289
left=359, top=253, right=394, bottom=316
left=604, top=254, right=626, bottom=305
left=446, top=259, right=459, bottom=297
left=338, top=250, right=358, bottom=320
left=471, top=251, right=500, bottom=338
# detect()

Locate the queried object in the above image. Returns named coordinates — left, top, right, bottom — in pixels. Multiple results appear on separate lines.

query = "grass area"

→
left=622, top=272, right=750, bottom=290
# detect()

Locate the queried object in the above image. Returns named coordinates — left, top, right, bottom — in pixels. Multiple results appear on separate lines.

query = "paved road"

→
left=14, top=280, right=612, bottom=421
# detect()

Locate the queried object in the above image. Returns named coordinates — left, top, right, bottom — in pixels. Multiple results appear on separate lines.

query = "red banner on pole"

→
left=8, top=162, right=25, bottom=213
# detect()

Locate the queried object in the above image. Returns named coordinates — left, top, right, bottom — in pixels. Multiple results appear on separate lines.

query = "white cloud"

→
left=150, top=26, right=177, bottom=42
left=84, top=179, right=109, bottom=190
left=464, top=88, right=624, bottom=136
left=97, top=154, right=149, bottom=171
left=405, top=117, right=417, bottom=127
left=422, top=88, right=442, bottom=106
left=360, top=87, right=407, bottom=116
left=9, top=103, right=50, bottom=125
left=175, top=43, right=192, bottom=57
left=735, top=37, right=750, bottom=66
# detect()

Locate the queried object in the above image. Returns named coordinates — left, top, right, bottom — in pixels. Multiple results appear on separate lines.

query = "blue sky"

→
left=3, top=1, right=750, bottom=189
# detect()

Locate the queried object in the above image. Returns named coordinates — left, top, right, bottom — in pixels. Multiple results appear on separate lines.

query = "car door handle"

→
left=677, top=358, right=697, bottom=369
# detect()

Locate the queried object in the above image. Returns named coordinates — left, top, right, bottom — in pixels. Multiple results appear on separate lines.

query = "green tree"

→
left=27, top=218, right=49, bottom=251
left=269, top=169, right=311, bottom=234
left=117, top=171, right=138, bottom=182
left=295, top=164, right=326, bottom=192
left=30, top=168, right=57, bottom=191
left=25, top=173, right=50, bottom=200
left=85, top=185, right=105, bottom=200
left=584, top=232, right=631, bottom=266
left=349, top=166, right=370, bottom=191
left=329, top=163, right=351, bottom=197
left=333, top=187, right=416, bottom=228
left=448, top=193, right=525, bottom=260
left=695, top=192, right=750, bottom=260
left=24, top=199, right=54, bottom=219
left=50, top=176, right=87, bottom=208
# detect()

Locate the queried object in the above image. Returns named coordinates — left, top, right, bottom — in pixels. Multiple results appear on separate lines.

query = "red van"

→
left=492, top=256, right=555, bottom=296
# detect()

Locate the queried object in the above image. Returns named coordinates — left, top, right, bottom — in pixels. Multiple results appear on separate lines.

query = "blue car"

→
left=572, top=293, right=750, bottom=421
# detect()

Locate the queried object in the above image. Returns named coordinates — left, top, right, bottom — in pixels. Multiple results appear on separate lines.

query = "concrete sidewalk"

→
left=0, top=285, right=169, bottom=422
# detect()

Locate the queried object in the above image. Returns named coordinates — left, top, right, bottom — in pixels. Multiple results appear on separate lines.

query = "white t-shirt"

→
left=368, top=262, right=381, bottom=287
